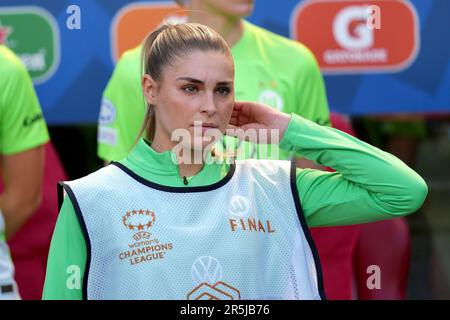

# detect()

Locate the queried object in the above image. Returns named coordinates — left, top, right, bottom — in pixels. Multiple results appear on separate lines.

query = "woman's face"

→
left=143, top=50, right=235, bottom=153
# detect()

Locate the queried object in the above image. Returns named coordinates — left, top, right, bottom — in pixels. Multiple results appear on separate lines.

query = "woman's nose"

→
left=200, top=93, right=216, bottom=115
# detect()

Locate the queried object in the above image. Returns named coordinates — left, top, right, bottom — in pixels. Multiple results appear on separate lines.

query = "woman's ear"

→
left=142, top=74, right=158, bottom=105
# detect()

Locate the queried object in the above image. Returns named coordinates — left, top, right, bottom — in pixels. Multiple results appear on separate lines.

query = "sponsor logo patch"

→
left=98, top=126, right=117, bottom=146
left=98, top=98, right=116, bottom=125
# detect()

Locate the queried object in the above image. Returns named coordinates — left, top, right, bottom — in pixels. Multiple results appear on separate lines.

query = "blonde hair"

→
left=137, top=22, right=231, bottom=143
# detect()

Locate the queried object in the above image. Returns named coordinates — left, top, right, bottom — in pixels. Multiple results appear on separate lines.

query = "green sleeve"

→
left=97, top=47, right=146, bottom=162
left=0, top=47, right=49, bottom=155
left=42, top=196, right=86, bottom=300
left=279, top=114, right=428, bottom=227
left=293, top=45, right=331, bottom=127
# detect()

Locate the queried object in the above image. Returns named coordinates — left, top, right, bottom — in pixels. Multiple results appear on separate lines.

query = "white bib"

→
left=60, top=160, right=325, bottom=300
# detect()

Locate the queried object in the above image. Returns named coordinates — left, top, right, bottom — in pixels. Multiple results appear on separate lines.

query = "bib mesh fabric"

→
left=63, top=160, right=323, bottom=300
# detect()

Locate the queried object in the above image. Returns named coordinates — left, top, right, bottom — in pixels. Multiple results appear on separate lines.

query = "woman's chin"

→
left=176, top=137, right=215, bottom=154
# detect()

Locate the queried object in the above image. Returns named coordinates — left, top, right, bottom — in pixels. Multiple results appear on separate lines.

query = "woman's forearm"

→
left=0, top=192, right=41, bottom=239
left=0, top=146, right=45, bottom=238
left=280, top=114, right=428, bottom=227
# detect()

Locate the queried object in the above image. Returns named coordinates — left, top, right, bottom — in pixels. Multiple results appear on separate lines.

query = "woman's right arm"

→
left=279, top=114, right=428, bottom=227
left=42, top=196, right=86, bottom=300
left=229, top=101, right=428, bottom=227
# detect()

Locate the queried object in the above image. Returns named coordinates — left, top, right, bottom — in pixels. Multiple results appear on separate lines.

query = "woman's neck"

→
left=187, top=7, right=244, bottom=47
left=150, top=137, right=206, bottom=179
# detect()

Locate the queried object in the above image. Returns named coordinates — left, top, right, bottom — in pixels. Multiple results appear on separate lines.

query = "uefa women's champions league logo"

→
left=119, top=210, right=174, bottom=266
left=122, top=209, right=156, bottom=241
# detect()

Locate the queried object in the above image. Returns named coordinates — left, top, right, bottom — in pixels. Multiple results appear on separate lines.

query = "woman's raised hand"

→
left=227, top=101, right=291, bottom=144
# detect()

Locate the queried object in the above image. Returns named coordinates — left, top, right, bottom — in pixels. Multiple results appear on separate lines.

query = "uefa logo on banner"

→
left=110, top=2, right=187, bottom=62
left=290, top=0, right=420, bottom=74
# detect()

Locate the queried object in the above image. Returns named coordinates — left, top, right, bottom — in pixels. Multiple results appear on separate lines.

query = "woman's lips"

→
left=191, top=123, right=219, bottom=134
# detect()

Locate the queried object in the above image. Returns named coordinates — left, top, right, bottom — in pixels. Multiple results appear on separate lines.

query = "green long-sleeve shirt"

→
left=43, top=114, right=428, bottom=299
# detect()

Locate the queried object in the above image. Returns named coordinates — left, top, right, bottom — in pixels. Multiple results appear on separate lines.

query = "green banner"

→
left=0, top=6, right=59, bottom=84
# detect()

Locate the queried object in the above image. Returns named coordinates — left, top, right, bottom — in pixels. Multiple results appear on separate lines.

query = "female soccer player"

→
left=44, top=23, right=427, bottom=300
left=98, top=0, right=357, bottom=299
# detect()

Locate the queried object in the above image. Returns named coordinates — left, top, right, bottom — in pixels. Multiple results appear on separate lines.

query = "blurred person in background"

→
left=0, top=45, right=49, bottom=299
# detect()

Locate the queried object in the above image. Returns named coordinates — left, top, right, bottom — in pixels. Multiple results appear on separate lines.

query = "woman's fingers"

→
left=233, top=101, right=244, bottom=110
left=230, top=107, right=251, bottom=127
left=231, top=109, right=241, bottom=118
left=233, top=101, right=253, bottom=116
left=229, top=116, right=239, bottom=126
left=232, top=102, right=255, bottom=123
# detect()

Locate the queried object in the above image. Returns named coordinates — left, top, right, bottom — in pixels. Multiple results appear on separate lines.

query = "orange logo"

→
left=111, top=2, right=187, bottom=61
left=122, top=209, right=156, bottom=241
left=290, top=0, right=420, bottom=73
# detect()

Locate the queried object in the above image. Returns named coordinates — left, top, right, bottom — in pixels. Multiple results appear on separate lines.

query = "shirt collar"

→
left=124, top=138, right=220, bottom=178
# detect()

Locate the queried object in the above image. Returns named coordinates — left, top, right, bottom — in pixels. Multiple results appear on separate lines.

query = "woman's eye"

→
left=216, top=86, right=230, bottom=96
left=183, top=85, right=198, bottom=93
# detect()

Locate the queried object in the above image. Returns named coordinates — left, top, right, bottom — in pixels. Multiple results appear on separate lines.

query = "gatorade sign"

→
left=111, top=2, right=187, bottom=62
left=0, top=6, right=60, bottom=84
left=291, top=0, right=420, bottom=73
